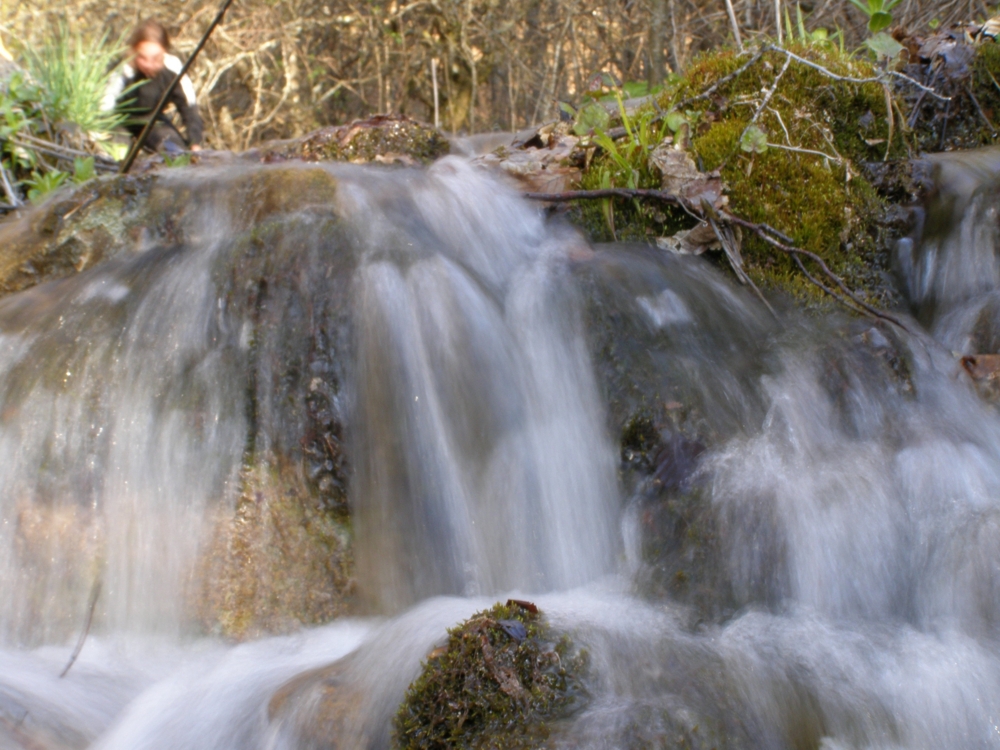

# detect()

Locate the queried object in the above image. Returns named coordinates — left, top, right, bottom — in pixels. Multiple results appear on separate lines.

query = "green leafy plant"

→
left=163, top=152, right=192, bottom=168
left=586, top=93, right=672, bottom=236
left=740, top=124, right=769, bottom=154
left=571, top=100, right=611, bottom=136
left=72, top=156, right=95, bottom=183
left=26, top=169, right=68, bottom=203
left=846, top=0, right=902, bottom=34
left=864, top=31, right=904, bottom=60
left=0, top=29, right=128, bottom=203
left=784, top=4, right=843, bottom=51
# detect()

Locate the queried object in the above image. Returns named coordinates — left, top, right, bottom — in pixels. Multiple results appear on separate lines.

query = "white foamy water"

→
left=2, top=153, right=1000, bottom=748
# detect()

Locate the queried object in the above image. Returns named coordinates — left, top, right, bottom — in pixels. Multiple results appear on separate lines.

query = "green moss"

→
left=576, top=44, right=904, bottom=307
left=681, top=47, right=894, bottom=305
left=393, top=601, right=588, bottom=750
left=272, top=115, right=450, bottom=165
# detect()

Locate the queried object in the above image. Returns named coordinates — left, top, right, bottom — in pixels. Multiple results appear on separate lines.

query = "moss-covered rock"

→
left=393, top=601, right=588, bottom=750
left=258, top=114, right=450, bottom=165
left=0, top=173, right=155, bottom=296
left=563, top=38, right=1000, bottom=311
left=575, top=45, right=902, bottom=309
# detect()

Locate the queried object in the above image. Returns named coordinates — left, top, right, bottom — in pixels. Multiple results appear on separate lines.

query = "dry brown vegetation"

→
left=1, top=0, right=992, bottom=149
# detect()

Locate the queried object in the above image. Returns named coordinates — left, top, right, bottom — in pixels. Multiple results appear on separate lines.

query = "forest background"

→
left=1, top=0, right=990, bottom=151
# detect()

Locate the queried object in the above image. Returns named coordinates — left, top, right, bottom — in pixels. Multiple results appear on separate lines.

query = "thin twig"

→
left=965, top=83, right=998, bottom=138
left=883, top=84, right=894, bottom=162
left=10, top=138, right=117, bottom=173
left=939, top=96, right=952, bottom=150
left=724, top=212, right=910, bottom=330
left=675, top=48, right=765, bottom=109
left=985, top=67, right=1000, bottom=97
left=13, top=133, right=117, bottom=165
left=707, top=212, right=778, bottom=317
left=907, top=68, right=940, bottom=129
left=0, top=159, right=21, bottom=207
left=887, top=71, right=952, bottom=102
left=767, top=142, right=842, bottom=163
left=724, top=0, right=744, bottom=51
left=59, top=579, right=101, bottom=678
left=738, top=53, right=791, bottom=144
left=765, top=44, right=951, bottom=102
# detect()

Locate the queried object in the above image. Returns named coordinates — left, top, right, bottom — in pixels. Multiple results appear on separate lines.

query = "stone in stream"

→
left=266, top=601, right=589, bottom=750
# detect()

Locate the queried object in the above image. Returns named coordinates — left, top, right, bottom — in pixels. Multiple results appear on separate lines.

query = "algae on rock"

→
left=393, top=601, right=588, bottom=750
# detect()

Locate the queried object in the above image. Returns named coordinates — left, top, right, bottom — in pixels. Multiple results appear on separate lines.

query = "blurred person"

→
left=103, top=19, right=203, bottom=153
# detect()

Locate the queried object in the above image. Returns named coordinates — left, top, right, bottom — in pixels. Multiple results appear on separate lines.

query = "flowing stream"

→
left=1, top=153, right=1000, bottom=749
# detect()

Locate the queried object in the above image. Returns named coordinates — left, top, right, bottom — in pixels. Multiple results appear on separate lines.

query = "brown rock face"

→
left=256, top=115, right=450, bottom=166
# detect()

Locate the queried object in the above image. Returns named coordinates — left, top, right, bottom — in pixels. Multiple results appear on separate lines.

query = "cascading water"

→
left=1, top=150, right=1000, bottom=749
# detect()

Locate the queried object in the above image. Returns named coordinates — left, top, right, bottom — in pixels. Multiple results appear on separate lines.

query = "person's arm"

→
left=102, top=64, right=132, bottom=112
left=164, top=54, right=204, bottom=148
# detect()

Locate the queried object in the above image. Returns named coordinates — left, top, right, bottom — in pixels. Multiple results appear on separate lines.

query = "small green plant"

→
left=72, top=156, right=95, bottom=183
left=570, top=100, right=610, bottom=136
left=0, top=28, right=129, bottom=203
left=740, top=124, right=768, bottom=154
left=591, top=92, right=670, bottom=190
left=784, top=4, right=843, bottom=51
left=567, top=76, right=664, bottom=136
left=163, top=152, right=192, bottom=168
left=846, top=0, right=902, bottom=34
left=864, top=31, right=904, bottom=60
left=26, top=169, right=68, bottom=202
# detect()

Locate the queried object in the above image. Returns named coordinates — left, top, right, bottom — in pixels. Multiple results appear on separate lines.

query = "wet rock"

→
left=472, top=125, right=582, bottom=193
left=0, top=165, right=345, bottom=300
left=0, top=166, right=359, bottom=637
left=197, top=466, right=354, bottom=639
left=393, top=602, right=588, bottom=750
left=256, top=115, right=449, bottom=166
left=961, top=353, right=1000, bottom=401
left=0, top=175, right=155, bottom=297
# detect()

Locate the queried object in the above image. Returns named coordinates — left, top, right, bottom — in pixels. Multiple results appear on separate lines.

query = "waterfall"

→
left=2, top=151, right=1000, bottom=749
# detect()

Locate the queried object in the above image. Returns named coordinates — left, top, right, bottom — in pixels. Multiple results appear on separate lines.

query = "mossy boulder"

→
left=0, top=174, right=155, bottom=297
left=569, top=39, right=1000, bottom=310
left=393, top=601, right=588, bottom=750
left=0, top=165, right=359, bottom=638
left=258, top=114, right=450, bottom=165
left=576, top=45, right=901, bottom=309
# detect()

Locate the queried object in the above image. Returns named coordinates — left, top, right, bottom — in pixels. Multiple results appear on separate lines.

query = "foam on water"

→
left=1, top=153, right=1000, bottom=748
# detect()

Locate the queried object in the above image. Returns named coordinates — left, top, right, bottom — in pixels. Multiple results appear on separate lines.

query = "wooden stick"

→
left=59, top=579, right=101, bottom=678
left=724, top=0, right=744, bottom=51
left=120, top=0, right=238, bottom=173
left=431, top=58, right=440, bottom=130
left=11, top=138, right=117, bottom=172
left=0, top=159, right=20, bottom=207
left=14, top=133, right=117, bottom=165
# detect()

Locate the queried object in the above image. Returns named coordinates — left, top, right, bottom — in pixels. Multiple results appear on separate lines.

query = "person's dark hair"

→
left=129, top=19, right=170, bottom=51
